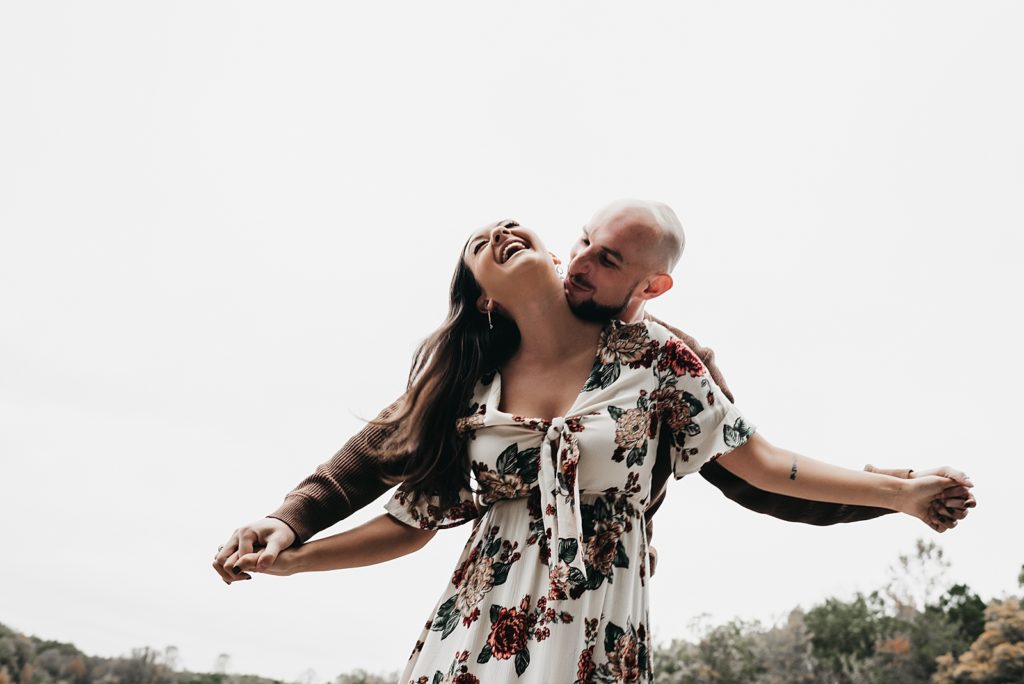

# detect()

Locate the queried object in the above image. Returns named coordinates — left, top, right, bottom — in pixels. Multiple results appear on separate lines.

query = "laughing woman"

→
left=238, top=220, right=972, bottom=683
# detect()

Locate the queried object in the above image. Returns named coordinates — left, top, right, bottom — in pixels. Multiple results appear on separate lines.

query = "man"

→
left=214, top=199, right=973, bottom=584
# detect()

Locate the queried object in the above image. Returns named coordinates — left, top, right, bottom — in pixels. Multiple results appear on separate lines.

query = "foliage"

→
left=0, top=625, right=395, bottom=684
left=0, top=542, right=1019, bottom=684
left=933, top=598, right=1024, bottom=683
left=651, top=542, right=1021, bottom=684
left=805, top=591, right=894, bottom=674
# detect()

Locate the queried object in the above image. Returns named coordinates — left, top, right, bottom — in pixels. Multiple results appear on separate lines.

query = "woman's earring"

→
left=487, top=308, right=494, bottom=330
left=555, top=263, right=565, bottom=278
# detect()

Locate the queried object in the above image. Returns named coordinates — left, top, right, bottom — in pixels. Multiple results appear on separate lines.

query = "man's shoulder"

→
left=640, top=313, right=685, bottom=341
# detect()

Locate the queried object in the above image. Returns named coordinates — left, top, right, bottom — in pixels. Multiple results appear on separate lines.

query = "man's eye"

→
left=600, top=255, right=615, bottom=267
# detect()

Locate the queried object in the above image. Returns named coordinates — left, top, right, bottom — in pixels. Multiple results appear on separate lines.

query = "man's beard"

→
left=568, top=291, right=632, bottom=322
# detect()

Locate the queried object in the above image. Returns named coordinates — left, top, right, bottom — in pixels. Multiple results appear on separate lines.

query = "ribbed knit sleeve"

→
left=266, top=398, right=407, bottom=544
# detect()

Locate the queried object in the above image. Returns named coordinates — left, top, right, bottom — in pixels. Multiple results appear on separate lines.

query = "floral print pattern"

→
left=386, top=320, right=754, bottom=682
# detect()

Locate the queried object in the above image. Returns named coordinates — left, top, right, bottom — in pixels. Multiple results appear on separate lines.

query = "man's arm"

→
left=641, top=313, right=899, bottom=526
left=267, top=398, right=406, bottom=544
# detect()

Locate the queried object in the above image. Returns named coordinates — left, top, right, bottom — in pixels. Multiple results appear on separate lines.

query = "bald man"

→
left=213, top=200, right=973, bottom=584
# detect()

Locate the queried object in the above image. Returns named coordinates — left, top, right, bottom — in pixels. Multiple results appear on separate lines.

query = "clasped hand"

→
left=864, top=464, right=975, bottom=533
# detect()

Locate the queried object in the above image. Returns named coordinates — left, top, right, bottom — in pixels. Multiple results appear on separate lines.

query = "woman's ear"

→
left=548, top=250, right=562, bottom=266
left=476, top=295, right=493, bottom=315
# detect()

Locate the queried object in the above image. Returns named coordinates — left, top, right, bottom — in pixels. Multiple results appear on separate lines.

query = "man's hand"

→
left=213, top=517, right=297, bottom=585
left=865, top=464, right=976, bottom=533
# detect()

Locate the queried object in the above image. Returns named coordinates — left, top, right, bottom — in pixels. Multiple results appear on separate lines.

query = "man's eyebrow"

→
left=601, top=246, right=624, bottom=263
left=581, top=227, right=624, bottom=263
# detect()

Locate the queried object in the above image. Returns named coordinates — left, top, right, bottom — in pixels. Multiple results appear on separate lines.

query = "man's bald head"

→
left=588, top=198, right=686, bottom=273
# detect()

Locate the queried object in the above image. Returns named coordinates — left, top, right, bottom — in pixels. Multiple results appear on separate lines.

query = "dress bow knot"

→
left=537, top=414, right=586, bottom=599
left=545, top=417, right=565, bottom=442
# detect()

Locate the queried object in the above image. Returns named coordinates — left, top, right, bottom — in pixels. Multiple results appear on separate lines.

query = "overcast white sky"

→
left=2, top=1, right=1022, bottom=681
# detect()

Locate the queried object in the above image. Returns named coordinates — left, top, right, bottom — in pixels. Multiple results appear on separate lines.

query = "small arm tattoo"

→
left=790, top=455, right=798, bottom=480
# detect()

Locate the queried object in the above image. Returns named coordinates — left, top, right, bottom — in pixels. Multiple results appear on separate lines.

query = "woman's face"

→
left=462, top=219, right=559, bottom=313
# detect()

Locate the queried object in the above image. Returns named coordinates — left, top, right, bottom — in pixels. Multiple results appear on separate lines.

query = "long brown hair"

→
left=372, top=239, right=521, bottom=508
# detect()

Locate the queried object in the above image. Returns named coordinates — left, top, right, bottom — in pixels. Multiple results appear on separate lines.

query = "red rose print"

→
left=486, top=607, right=529, bottom=659
left=658, top=338, right=705, bottom=378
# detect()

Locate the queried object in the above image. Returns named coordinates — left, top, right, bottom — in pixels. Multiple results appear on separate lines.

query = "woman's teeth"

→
left=501, top=240, right=528, bottom=263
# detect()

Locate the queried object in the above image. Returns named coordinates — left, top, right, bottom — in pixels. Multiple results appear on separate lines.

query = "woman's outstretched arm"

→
left=234, top=513, right=436, bottom=576
left=715, top=433, right=973, bottom=528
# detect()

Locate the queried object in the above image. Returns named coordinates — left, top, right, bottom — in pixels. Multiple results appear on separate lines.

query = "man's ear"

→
left=639, top=273, right=673, bottom=300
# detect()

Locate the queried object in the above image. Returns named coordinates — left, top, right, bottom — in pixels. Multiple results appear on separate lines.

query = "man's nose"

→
left=567, top=251, right=590, bottom=276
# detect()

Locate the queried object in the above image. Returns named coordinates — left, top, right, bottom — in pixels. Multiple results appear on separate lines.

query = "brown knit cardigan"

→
left=268, top=315, right=894, bottom=545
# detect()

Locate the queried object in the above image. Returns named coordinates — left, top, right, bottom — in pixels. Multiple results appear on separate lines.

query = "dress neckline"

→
left=485, top=318, right=643, bottom=423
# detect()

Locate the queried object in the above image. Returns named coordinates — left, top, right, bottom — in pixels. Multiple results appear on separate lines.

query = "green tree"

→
left=805, top=591, right=894, bottom=680
left=752, top=609, right=817, bottom=684
left=696, top=619, right=764, bottom=683
left=652, top=619, right=766, bottom=683
left=937, top=584, right=987, bottom=647
left=933, top=598, right=1024, bottom=683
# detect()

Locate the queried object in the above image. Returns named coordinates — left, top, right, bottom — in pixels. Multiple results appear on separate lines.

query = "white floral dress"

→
left=384, top=320, right=755, bottom=684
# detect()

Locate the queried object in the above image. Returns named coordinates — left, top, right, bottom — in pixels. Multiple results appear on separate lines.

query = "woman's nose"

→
left=491, top=226, right=511, bottom=243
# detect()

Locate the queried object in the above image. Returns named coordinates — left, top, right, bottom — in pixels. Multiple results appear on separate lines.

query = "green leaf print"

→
left=683, top=422, right=701, bottom=437
left=486, top=538, right=502, bottom=557
left=607, top=405, right=624, bottom=421
left=613, top=541, right=629, bottom=569
left=583, top=360, right=620, bottom=392
left=491, top=562, right=512, bottom=586
left=558, top=537, right=579, bottom=564
left=489, top=603, right=503, bottom=624
left=430, top=595, right=460, bottom=640
left=495, top=443, right=519, bottom=476
left=604, top=622, right=626, bottom=654
left=431, top=672, right=443, bottom=684
left=626, top=442, right=647, bottom=467
left=585, top=564, right=607, bottom=591
left=477, top=642, right=493, bottom=664
left=568, top=567, right=587, bottom=585
left=681, top=391, right=705, bottom=418
left=724, top=417, right=754, bottom=447
left=515, top=648, right=531, bottom=676
left=517, top=446, right=541, bottom=483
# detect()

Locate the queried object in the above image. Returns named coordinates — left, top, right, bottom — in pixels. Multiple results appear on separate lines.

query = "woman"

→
left=238, top=220, right=971, bottom=683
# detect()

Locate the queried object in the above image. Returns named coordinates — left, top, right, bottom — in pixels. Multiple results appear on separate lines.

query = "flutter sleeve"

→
left=649, top=329, right=756, bottom=479
left=384, top=483, right=480, bottom=530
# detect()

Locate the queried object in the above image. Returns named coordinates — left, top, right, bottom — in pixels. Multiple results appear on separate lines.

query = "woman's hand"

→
left=235, top=544, right=305, bottom=577
left=864, top=464, right=976, bottom=532
left=213, top=517, right=298, bottom=585
left=899, top=476, right=975, bottom=533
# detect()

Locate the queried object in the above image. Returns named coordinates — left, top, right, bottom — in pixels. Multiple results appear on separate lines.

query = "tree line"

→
left=2, top=541, right=1021, bottom=684
left=652, top=541, right=1023, bottom=683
